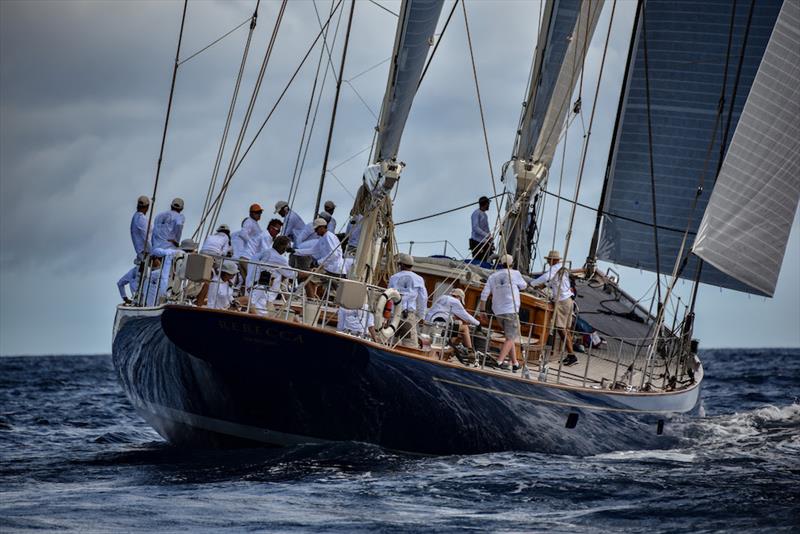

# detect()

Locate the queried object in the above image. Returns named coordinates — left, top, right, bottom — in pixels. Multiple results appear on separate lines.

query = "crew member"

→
left=323, top=200, right=337, bottom=232
left=469, top=196, right=493, bottom=261
left=388, top=254, right=428, bottom=348
left=255, top=235, right=297, bottom=305
left=478, top=254, right=527, bottom=372
left=338, top=303, right=376, bottom=340
left=198, top=260, right=239, bottom=310
left=200, top=224, right=232, bottom=257
left=274, top=200, right=305, bottom=245
left=531, top=250, right=577, bottom=366
left=151, top=197, right=185, bottom=250
left=425, top=288, right=480, bottom=355
left=131, top=195, right=150, bottom=261
left=293, top=217, right=344, bottom=276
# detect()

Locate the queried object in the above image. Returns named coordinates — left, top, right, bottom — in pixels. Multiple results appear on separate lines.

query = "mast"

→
left=349, top=0, right=445, bottom=284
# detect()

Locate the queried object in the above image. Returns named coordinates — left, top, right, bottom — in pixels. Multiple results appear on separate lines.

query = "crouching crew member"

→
left=425, top=288, right=480, bottom=356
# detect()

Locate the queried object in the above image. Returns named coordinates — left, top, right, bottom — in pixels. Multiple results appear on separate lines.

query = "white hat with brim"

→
left=313, top=217, right=328, bottom=229
left=274, top=201, right=289, bottom=213
left=137, top=195, right=150, bottom=207
left=221, top=260, right=239, bottom=275
left=451, top=288, right=466, bottom=302
left=171, top=197, right=184, bottom=210
left=397, top=253, right=414, bottom=267
left=179, top=239, right=198, bottom=252
left=499, top=254, right=514, bottom=266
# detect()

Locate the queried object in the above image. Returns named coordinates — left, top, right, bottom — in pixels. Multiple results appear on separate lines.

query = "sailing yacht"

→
left=112, top=0, right=799, bottom=455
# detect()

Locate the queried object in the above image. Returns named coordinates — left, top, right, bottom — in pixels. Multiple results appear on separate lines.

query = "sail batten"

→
left=693, top=0, right=800, bottom=297
left=596, top=0, right=784, bottom=296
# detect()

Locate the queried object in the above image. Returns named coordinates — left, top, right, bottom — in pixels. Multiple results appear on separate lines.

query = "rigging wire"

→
left=313, top=0, right=357, bottom=218
left=417, top=0, right=460, bottom=90
left=394, top=193, right=505, bottom=226
left=208, top=0, right=288, bottom=232
left=193, top=0, right=344, bottom=235
left=178, top=16, right=252, bottom=67
left=196, top=1, right=261, bottom=241
left=367, top=0, right=398, bottom=18
left=286, top=0, right=343, bottom=212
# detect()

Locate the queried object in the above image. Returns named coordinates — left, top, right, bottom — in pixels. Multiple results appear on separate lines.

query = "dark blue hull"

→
left=112, top=306, right=702, bottom=455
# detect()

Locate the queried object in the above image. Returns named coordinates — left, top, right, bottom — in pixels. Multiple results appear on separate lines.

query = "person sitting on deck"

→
left=337, top=303, right=376, bottom=340
left=388, top=254, right=428, bottom=349
left=425, top=288, right=480, bottom=360
left=250, top=235, right=298, bottom=311
left=478, top=254, right=527, bottom=372
left=530, top=249, right=577, bottom=366
left=197, top=260, right=239, bottom=310
left=200, top=224, right=232, bottom=257
left=469, top=196, right=493, bottom=262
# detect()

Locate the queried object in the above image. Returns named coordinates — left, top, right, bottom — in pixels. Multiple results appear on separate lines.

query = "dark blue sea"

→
left=1, top=349, right=798, bottom=532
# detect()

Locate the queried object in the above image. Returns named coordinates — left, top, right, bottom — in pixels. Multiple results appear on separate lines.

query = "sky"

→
left=0, top=0, right=797, bottom=355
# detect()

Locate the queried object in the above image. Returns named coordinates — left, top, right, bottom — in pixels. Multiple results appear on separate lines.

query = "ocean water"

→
left=1, top=349, right=798, bottom=533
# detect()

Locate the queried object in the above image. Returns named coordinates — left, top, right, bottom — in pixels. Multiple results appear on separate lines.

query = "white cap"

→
left=179, top=238, right=198, bottom=252
left=221, top=260, right=239, bottom=275
left=499, top=254, right=514, bottom=267
left=137, top=195, right=150, bottom=207
left=274, top=200, right=289, bottom=213
left=313, top=217, right=328, bottom=229
left=171, top=197, right=184, bottom=210
left=397, top=253, right=414, bottom=267
left=451, top=288, right=466, bottom=302
left=324, top=200, right=336, bottom=210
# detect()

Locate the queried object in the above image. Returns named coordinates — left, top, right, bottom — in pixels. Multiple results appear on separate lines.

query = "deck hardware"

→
left=565, top=412, right=579, bottom=429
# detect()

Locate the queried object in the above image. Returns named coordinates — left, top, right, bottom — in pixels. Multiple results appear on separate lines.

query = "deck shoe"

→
left=498, top=361, right=511, bottom=370
left=562, top=354, right=578, bottom=366
left=512, top=364, right=521, bottom=373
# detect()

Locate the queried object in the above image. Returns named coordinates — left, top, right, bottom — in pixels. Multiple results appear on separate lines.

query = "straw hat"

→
left=544, top=250, right=561, bottom=261
left=313, top=217, right=328, bottom=229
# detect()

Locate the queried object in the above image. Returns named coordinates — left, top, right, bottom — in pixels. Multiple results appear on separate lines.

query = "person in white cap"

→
left=425, top=288, right=480, bottom=357
left=345, top=213, right=363, bottom=252
left=200, top=224, right=232, bottom=257
left=479, top=254, right=528, bottom=372
left=388, top=254, right=428, bottom=348
left=117, top=264, right=142, bottom=305
left=131, top=195, right=150, bottom=261
left=293, top=217, right=344, bottom=278
left=199, top=259, right=239, bottom=310
left=294, top=212, right=331, bottom=247
left=323, top=200, right=337, bottom=232
left=151, top=197, right=185, bottom=250
left=531, top=249, right=576, bottom=365
left=274, top=200, right=305, bottom=245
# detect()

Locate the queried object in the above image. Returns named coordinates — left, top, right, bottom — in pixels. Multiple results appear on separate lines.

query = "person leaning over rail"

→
left=469, top=196, right=493, bottom=262
left=117, top=264, right=142, bottom=305
left=478, top=254, right=527, bottom=372
left=425, top=288, right=480, bottom=362
left=197, top=260, right=239, bottom=310
left=201, top=224, right=232, bottom=257
left=530, top=250, right=577, bottom=366
left=388, top=254, right=428, bottom=349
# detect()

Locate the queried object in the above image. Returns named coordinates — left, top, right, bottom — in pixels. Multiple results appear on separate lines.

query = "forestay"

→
left=693, top=0, right=800, bottom=298
left=596, top=0, right=783, bottom=295
left=374, top=0, right=445, bottom=163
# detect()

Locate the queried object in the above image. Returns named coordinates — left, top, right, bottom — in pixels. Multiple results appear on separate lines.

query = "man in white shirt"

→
left=241, top=203, right=266, bottom=289
left=531, top=249, right=577, bottom=366
left=479, top=254, right=528, bottom=371
left=293, top=217, right=344, bottom=281
left=201, top=224, right=232, bottom=257
left=293, top=212, right=330, bottom=247
left=469, top=196, right=493, bottom=262
left=274, top=200, right=305, bottom=245
left=323, top=200, right=337, bottom=232
left=388, top=254, right=428, bottom=348
left=130, top=195, right=150, bottom=262
left=426, top=288, right=480, bottom=355
left=117, top=265, right=141, bottom=305
left=338, top=303, right=376, bottom=340
left=345, top=214, right=363, bottom=253
left=151, top=197, right=185, bottom=250
left=251, top=235, right=297, bottom=312
left=200, top=260, right=239, bottom=310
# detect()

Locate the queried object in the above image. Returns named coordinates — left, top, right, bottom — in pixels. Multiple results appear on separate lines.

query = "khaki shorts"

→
left=554, top=298, right=574, bottom=330
left=497, top=313, right=519, bottom=341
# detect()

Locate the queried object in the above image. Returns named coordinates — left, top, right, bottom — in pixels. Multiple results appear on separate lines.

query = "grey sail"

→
left=693, top=0, right=800, bottom=298
left=374, top=0, right=445, bottom=163
left=596, top=0, right=783, bottom=295
left=506, top=0, right=603, bottom=271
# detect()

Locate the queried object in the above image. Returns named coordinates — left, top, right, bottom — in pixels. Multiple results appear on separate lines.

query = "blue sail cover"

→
left=597, top=0, right=783, bottom=295
left=375, top=0, right=444, bottom=163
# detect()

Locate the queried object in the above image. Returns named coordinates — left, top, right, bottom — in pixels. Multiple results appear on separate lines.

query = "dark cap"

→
left=478, top=196, right=490, bottom=205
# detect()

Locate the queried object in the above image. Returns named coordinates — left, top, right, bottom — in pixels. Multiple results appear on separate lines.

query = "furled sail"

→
left=693, top=0, right=800, bottom=298
left=506, top=0, right=603, bottom=272
left=350, top=0, right=444, bottom=284
left=374, top=0, right=445, bottom=164
left=596, top=0, right=783, bottom=295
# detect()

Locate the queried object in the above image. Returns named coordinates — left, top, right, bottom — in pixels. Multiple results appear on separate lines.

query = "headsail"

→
left=595, top=0, right=783, bottom=295
left=506, top=0, right=604, bottom=272
left=693, top=0, right=800, bottom=297
left=349, top=0, right=445, bottom=283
